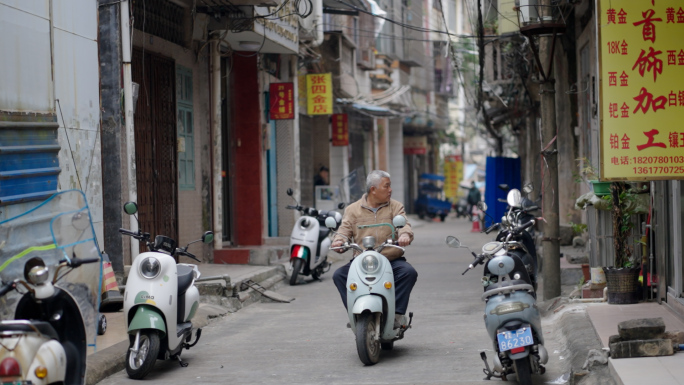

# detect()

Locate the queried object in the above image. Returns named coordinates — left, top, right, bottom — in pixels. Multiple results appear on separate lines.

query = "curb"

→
left=85, top=265, right=287, bottom=385
left=542, top=300, right=617, bottom=385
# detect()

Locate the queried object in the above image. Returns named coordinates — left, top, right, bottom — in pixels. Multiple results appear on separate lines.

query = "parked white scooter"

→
left=119, top=202, right=212, bottom=379
left=325, top=215, right=413, bottom=365
left=286, top=188, right=344, bottom=285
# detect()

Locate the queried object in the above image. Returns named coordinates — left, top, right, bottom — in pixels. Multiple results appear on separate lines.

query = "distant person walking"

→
left=466, top=181, right=481, bottom=220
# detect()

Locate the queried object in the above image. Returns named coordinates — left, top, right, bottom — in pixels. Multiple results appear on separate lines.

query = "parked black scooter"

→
left=0, top=190, right=103, bottom=385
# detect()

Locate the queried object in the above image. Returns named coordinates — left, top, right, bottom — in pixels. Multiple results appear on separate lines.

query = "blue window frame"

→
left=177, top=65, right=194, bottom=190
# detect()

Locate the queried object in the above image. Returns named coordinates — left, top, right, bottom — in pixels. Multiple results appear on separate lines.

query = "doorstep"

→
left=214, top=245, right=289, bottom=265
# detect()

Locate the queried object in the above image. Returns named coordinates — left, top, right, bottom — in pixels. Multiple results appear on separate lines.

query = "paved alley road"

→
left=98, top=217, right=571, bottom=385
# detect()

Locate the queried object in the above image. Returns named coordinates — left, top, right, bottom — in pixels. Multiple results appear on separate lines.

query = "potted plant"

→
left=575, top=158, right=611, bottom=196
left=602, top=182, right=648, bottom=304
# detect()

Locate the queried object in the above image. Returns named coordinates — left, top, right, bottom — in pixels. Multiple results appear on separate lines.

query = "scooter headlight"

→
left=360, top=255, right=381, bottom=275
left=139, top=257, right=161, bottom=279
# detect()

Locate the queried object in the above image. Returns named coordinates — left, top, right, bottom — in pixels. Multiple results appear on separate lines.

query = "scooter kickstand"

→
left=479, top=351, right=498, bottom=380
left=177, top=355, right=189, bottom=368
left=184, top=328, right=202, bottom=349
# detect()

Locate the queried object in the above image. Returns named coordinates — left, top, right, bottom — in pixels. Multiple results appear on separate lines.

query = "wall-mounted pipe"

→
left=311, top=0, right=324, bottom=47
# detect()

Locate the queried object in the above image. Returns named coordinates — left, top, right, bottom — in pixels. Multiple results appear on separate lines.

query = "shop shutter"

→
left=0, top=121, right=60, bottom=206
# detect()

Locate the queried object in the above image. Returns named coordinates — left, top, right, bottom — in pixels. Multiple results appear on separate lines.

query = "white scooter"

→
left=119, top=201, right=212, bottom=379
left=325, top=215, right=413, bottom=365
left=286, top=188, right=344, bottom=285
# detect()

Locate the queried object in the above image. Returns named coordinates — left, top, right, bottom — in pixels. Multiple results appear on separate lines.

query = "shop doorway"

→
left=131, top=49, right=178, bottom=252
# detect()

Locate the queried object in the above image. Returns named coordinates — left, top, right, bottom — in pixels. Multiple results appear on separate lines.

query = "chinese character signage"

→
left=306, top=73, right=332, bottom=115
left=444, top=155, right=463, bottom=200
left=331, top=114, right=348, bottom=146
left=599, top=0, right=684, bottom=180
left=403, top=136, right=427, bottom=155
left=269, top=82, right=294, bottom=120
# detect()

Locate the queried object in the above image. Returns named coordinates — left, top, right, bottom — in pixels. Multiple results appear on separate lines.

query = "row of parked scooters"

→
left=447, top=184, right=546, bottom=384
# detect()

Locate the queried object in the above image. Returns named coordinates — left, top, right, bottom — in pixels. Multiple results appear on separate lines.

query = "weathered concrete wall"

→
left=0, top=1, right=104, bottom=245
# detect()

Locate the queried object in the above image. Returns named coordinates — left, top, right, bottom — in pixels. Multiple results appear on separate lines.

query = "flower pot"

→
left=603, top=266, right=641, bottom=304
left=589, top=181, right=611, bottom=196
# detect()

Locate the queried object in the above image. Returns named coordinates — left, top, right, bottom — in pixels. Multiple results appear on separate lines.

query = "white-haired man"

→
left=331, top=170, right=417, bottom=329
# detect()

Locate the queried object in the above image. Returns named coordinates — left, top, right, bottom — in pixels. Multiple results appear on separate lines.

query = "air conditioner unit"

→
left=357, top=48, right=376, bottom=70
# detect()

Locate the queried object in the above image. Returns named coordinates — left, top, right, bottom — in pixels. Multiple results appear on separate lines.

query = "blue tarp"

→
left=484, top=157, right=521, bottom=227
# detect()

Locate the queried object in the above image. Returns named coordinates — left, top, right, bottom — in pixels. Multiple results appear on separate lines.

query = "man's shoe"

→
left=393, top=314, right=408, bottom=329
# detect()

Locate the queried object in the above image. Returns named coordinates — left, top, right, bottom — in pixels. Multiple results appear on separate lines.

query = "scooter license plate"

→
left=496, top=327, right=533, bottom=352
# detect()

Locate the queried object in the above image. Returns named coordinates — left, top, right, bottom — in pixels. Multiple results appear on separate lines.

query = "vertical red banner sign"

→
left=331, top=114, right=349, bottom=146
left=269, top=82, right=294, bottom=120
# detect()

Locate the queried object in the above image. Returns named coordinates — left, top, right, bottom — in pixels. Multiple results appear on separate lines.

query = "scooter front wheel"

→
left=513, top=357, right=532, bottom=385
left=126, top=330, right=160, bottom=379
left=355, top=313, right=380, bottom=365
left=289, top=258, right=303, bottom=285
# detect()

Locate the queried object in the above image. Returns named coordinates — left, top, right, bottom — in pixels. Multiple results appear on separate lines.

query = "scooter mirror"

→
left=498, top=184, right=510, bottom=192
left=286, top=188, right=293, bottom=196
left=325, top=217, right=337, bottom=229
left=392, top=215, right=406, bottom=229
left=507, top=189, right=522, bottom=208
left=445, top=236, right=461, bottom=248
left=123, top=201, right=138, bottom=215
left=202, top=231, right=214, bottom=244
left=523, top=183, right=534, bottom=194
left=477, top=201, right=488, bottom=212
left=337, top=202, right=345, bottom=210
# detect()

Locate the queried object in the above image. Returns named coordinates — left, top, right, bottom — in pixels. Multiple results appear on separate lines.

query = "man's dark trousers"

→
left=332, top=257, right=418, bottom=314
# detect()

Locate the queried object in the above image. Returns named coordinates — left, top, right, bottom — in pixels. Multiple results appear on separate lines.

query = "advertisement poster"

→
left=306, top=73, right=333, bottom=115
left=598, top=0, right=684, bottom=180
left=269, top=83, right=294, bottom=120
left=331, top=114, right=349, bottom=146
left=444, top=155, right=463, bottom=200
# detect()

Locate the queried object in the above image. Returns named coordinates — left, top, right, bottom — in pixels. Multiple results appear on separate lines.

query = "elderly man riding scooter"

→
left=332, top=170, right=417, bottom=329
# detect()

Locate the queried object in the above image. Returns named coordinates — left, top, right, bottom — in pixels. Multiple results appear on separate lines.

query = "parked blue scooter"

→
left=446, top=190, right=547, bottom=384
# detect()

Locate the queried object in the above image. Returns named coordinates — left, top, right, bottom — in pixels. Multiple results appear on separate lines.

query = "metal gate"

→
left=132, top=49, right=178, bottom=252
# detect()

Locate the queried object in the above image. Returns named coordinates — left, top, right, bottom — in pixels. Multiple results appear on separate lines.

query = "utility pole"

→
left=538, top=36, right=561, bottom=300
left=518, top=0, right=565, bottom=299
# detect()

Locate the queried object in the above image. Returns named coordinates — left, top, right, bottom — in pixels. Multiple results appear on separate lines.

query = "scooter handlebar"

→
left=67, top=257, right=100, bottom=268
left=177, top=250, right=201, bottom=263
left=462, top=255, right=486, bottom=275
left=119, top=228, right=137, bottom=237
left=513, top=219, right=536, bottom=233
left=484, top=223, right=500, bottom=234
left=0, top=281, right=15, bottom=297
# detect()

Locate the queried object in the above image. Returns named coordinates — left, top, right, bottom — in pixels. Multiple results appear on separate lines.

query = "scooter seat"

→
left=177, top=265, right=195, bottom=296
left=0, top=320, right=59, bottom=341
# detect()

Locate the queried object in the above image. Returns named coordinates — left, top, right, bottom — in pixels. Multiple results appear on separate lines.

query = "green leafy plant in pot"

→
left=602, top=182, right=648, bottom=304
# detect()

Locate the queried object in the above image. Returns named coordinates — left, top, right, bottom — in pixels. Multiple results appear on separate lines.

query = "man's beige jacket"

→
left=333, top=194, right=414, bottom=261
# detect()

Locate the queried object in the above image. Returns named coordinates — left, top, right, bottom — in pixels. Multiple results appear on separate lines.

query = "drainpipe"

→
left=311, top=0, right=324, bottom=47
left=211, top=39, right=223, bottom=249
left=121, top=0, right=139, bottom=258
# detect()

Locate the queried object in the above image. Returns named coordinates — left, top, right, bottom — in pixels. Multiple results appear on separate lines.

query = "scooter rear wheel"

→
left=290, top=258, right=303, bottom=285
left=126, top=330, right=160, bottom=379
left=513, top=357, right=532, bottom=385
left=355, top=313, right=380, bottom=365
